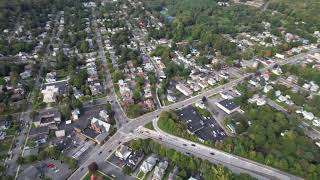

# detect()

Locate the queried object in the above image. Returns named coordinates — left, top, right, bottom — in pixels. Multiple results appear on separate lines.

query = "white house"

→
left=71, top=109, right=80, bottom=121
left=312, top=119, right=320, bottom=127
left=302, top=111, right=314, bottom=120
left=115, top=145, right=132, bottom=160
left=176, top=83, right=192, bottom=96
left=152, top=161, right=168, bottom=180
left=41, top=85, right=59, bottom=103
left=167, top=94, right=176, bottom=102
left=140, top=155, right=158, bottom=173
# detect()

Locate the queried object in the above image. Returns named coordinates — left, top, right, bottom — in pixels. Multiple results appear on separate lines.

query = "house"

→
left=302, top=111, right=315, bottom=120
left=275, top=53, right=285, bottom=59
left=73, top=87, right=83, bottom=99
left=195, top=102, right=206, bottom=109
left=33, top=108, right=61, bottom=128
left=140, top=155, right=158, bottom=173
left=91, top=117, right=111, bottom=134
left=0, top=120, right=11, bottom=130
left=216, top=99, right=240, bottom=114
left=278, top=95, right=287, bottom=102
left=176, top=83, right=192, bottom=96
left=41, top=85, right=59, bottom=103
left=115, top=145, right=132, bottom=160
left=143, top=99, right=155, bottom=111
left=0, top=130, right=6, bottom=140
left=313, top=119, right=320, bottom=127
left=28, top=126, right=49, bottom=145
left=45, top=72, right=56, bottom=83
left=22, top=147, right=39, bottom=157
left=208, top=78, right=216, bottom=86
left=168, top=167, right=179, bottom=180
left=124, top=151, right=144, bottom=169
left=263, top=85, right=273, bottom=93
left=248, top=94, right=266, bottom=106
left=89, top=82, right=102, bottom=95
left=71, top=109, right=80, bottom=121
left=275, top=90, right=281, bottom=97
left=167, top=94, right=176, bottom=102
left=152, top=161, right=168, bottom=180
left=310, top=82, right=319, bottom=92
left=78, top=117, right=111, bottom=145
left=99, top=110, right=110, bottom=122
left=55, top=129, right=65, bottom=137
left=20, top=70, right=32, bottom=79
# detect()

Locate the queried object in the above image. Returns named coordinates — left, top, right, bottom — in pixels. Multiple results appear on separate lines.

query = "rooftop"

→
left=217, top=99, right=239, bottom=111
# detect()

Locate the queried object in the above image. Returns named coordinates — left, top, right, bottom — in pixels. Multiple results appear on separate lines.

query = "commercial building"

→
left=216, top=99, right=240, bottom=114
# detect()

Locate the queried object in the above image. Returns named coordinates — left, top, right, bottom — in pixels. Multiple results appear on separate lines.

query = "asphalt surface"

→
left=139, top=126, right=302, bottom=180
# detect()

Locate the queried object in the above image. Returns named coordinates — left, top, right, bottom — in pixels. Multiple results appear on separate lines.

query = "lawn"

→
left=137, top=170, right=145, bottom=179
left=82, top=171, right=112, bottom=180
left=144, top=122, right=154, bottom=130
left=0, top=136, right=14, bottom=160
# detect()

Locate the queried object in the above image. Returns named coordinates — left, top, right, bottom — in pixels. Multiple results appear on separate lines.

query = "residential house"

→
left=71, top=109, right=80, bottom=121
left=140, top=155, right=158, bottom=173
left=41, top=85, right=59, bottom=103
left=115, top=145, right=132, bottom=160
left=33, top=108, right=61, bottom=128
left=176, top=83, right=192, bottom=96
left=28, top=126, right=49, bottom=145
left=152, top=161, right=168, bottom=180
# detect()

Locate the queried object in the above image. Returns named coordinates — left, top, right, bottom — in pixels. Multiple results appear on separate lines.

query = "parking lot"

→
left=39, top=159, right=73, bottom=180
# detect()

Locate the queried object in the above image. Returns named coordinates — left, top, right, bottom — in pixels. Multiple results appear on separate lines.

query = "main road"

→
left=138, top=124, right=302, bottom=180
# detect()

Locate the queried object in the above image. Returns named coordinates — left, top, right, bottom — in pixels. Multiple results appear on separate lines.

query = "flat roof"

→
left=178, top=106, right=204, bottom=133
left=29, top=126, right=49, bottom=136
left=217, top=99, right=239, bottom=111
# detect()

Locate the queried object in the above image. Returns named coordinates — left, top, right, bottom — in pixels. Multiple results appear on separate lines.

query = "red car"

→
left=47, top=163, right=55, bottom=168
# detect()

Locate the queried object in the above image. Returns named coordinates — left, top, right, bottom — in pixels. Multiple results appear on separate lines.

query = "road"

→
left=139, top=125, right=302, bottom=180
left=92, top=8, right=127, bottom=129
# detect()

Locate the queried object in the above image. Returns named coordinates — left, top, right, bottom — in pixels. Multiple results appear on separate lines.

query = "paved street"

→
left=139, top=126, right=302, bottom=180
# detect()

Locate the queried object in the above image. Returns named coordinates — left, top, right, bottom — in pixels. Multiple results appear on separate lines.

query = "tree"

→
left=88, top=162, right=98, bottom=174
left=17, top=157, right=26, bottom=165
left=133, top=89, right=141, bottom=102
left=148, top=72, right=157, bottom=85
left=122, top=166, right=132, bottom=175
left=111, top=70, right=124, bottom=83
left=79, top=41, right=89, bottom=53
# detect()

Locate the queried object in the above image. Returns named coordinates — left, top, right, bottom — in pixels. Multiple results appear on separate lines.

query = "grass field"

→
left=82, top=171, right=112, bottom=180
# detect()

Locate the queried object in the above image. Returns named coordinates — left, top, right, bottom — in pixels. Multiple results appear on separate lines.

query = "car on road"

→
left=99, top=151, right=102, bottom=155
left=80, top=167, right=84, bottom=171
left=210, top=152, right=215, bottom=155
left=183, top=144, right=187, bottom=146
left=191, top=144, right=196, bottom=147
